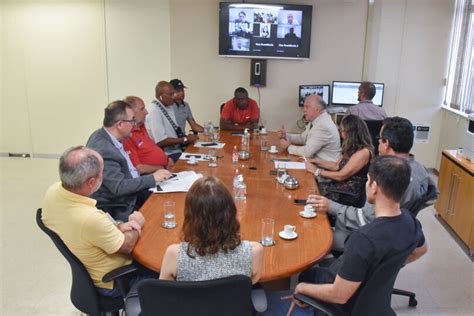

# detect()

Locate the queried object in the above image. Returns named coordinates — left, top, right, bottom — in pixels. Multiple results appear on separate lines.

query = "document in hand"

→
left=151, top=171, right=203, bottom=193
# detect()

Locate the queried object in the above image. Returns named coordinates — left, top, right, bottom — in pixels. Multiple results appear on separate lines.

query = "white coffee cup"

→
left=189, top=156, right=197, bottom=164
left=261, top=127, right=267, bottom=134
left=284, top=225, right=296, bottom=236
left=270, top=145, right=277, bottom=152
left=304, top=204, right=315, bottom=215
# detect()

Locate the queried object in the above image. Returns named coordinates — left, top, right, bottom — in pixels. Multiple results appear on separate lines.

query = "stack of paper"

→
left=179, top=153, right=209, bottom=161
left=150, top=171, right=203, bottom=193
left=273, top=161, right=306, bottom=170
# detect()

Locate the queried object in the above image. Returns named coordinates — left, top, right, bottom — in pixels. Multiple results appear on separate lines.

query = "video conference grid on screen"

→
left=299, top=85, right=330, bottom=106
left=219, top=3, right=312, bottom=59
left=332, top=81, right=385, bottom=106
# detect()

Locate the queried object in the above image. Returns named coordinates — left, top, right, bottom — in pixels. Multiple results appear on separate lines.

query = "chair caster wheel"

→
left=408, top=297, right=417, bottom=307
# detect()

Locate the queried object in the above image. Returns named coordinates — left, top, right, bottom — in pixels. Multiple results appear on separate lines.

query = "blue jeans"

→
left=264, top=290, right=315, bottom=316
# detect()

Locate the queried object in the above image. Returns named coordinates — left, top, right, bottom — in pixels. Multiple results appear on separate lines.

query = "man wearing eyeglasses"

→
left=86, top=100, right=171, bottom=221
left=146, top=81, right=198, bottom=162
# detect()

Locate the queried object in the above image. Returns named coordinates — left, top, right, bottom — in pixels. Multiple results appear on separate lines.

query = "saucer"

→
left=186, top=160, right=198, bottom=165
left=259, top=131, right=268, bottom=135
left=299, top=211, right=317, bottom=219
left=279, top=231, right=298, bottom=240
left=268, top=149, right=278, bottom=154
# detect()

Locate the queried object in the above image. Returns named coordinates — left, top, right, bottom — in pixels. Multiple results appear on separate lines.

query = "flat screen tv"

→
left=331, top=81, right=385, bottom=106
left=219, top=2, right=312, bottom=60
left=299, top=85, right=330, bottom=106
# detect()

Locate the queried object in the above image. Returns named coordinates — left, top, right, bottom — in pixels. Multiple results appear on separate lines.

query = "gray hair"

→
left=59, top=146, right=101, bottom=189
left=123, top=96, right=142, bottom=110
left=316, top=97, right=328, bottom=109
left=103, top=100, right=132, bottom=127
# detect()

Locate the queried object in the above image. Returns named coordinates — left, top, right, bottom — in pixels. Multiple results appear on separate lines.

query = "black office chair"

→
left=96, top=202, right=131, bottom=222
left=391, top=183, right=439, bottom=307
left=36, top=208, right=137, bottom=316
left=364, top=120, right=383, bottom=155
left=295, top=246, right=415, bottom=316
left=125, top=275, right=253, bottom=316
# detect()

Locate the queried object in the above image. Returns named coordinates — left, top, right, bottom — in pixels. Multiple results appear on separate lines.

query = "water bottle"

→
left=233, top=170, right=240, bottom=197
left=232, top=145, right=239, bottom=164
left=234, top=174, right=247, bottom=201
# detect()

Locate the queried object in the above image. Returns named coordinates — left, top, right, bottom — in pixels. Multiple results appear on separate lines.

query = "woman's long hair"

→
left=181, top=176, right=241, bottom=257
left=340, top=115, right=374, bottom=159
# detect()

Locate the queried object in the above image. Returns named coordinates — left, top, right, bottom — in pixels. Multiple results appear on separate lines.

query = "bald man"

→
left=279, top=95, right=341, bottom=161
left=123, top=96, right=173, bottom=174
left=146, top=81, right=198, bottom=162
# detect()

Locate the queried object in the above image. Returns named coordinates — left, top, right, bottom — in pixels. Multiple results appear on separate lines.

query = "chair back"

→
left=220, top=103, right=225, bottom=113
left=350, top=246, right=415, bottom=316
left=138, top=275, right=252, bottom=316
left=36, top=208, right=122, bottom=315
left=364, top=120, right=383, bottom=155
left=408, top=183, right=439, bottom=217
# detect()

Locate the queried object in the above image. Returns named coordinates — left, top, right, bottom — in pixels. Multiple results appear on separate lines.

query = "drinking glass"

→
left=208, top=149, right=217, bottom=168
left=277, top=162, right=287, bottom=179
left=212, top=127, right=220, bottom=142
left=162, top=201, right=176, bottom=229
left=260, top=218, right=275, bottom=247
left=260, top=136, right=268, bottom=151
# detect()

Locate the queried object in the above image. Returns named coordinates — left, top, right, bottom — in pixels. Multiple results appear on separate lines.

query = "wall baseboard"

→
left=0, top=152, right=60, bottom=159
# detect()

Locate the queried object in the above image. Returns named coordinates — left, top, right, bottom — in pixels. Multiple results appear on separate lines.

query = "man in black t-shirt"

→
left=264, top=156, right=428, bottom=315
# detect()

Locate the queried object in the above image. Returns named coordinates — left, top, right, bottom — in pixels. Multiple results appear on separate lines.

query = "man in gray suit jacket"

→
left=87, top=100, right=171, bottom=221
left=278, top=95, right=341, bottom=161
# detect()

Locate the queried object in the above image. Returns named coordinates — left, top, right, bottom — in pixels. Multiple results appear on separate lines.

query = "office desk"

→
left=133, top=131, right=333, bottom=282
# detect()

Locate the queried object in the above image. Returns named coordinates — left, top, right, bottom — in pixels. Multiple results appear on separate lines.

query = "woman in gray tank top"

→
left=159, top=176, right=263, bottom=284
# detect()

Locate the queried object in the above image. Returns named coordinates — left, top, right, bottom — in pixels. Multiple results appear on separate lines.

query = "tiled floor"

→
left=0, top=157, right=473, bottom=315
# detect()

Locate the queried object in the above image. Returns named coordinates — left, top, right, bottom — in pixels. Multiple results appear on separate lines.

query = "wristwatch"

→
left=313, top=168, right=322, bottom=177
left=182, top=137, right=188, bottom=144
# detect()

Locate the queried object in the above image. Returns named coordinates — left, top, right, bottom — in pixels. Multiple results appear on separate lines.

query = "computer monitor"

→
left=299, top=84, right=330, bottom=106
left=331, top=81, right=385, bottom=106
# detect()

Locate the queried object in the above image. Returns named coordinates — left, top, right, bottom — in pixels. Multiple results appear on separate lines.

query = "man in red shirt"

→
left=220, top=87, right=260, bottom=131
left=123, top=96, right=173, bottom=174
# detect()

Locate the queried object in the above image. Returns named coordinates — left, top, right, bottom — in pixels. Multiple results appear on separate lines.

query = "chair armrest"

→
left=293, top=293, right=342, bottom=316
left=96, top=202, right=129, bottom=209
left=102, top=264, right=138, bottom=283
left=103, top=264, right=138, bottom=298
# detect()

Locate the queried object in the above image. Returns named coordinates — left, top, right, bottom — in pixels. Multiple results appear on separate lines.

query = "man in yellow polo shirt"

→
left=42, top=146, right=146, bottom=297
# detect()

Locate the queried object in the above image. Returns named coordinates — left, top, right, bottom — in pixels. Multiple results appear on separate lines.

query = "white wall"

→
left=1, top=0, right=108, bottom=155
left=169, top=0, right=368, bottom=132
left=105, top=0, right=171, bottom=103
left=438, top=110, right=470, bottom=158
left=366, top=0, right=454, bottom=168
left=0, top=0, right=171, bottom=156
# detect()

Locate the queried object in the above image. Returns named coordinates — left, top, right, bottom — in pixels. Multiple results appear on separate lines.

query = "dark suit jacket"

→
left=86, top=128, right=155, bottom=214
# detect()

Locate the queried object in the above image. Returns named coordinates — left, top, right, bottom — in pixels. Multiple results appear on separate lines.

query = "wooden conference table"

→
left=133, top=131, right=333, bottom=282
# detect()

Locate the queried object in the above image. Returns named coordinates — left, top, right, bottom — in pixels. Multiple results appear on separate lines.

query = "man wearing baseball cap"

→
left=170, top=79, right=204, bottom=134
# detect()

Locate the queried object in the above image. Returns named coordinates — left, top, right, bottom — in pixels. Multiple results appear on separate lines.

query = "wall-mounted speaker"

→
left=250, top=59, right=267, bottom=87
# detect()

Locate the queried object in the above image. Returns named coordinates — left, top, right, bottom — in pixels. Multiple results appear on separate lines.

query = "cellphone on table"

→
left=294, top=199, right=307, bottom=205
left=269, top=170, right=277, bottom=175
